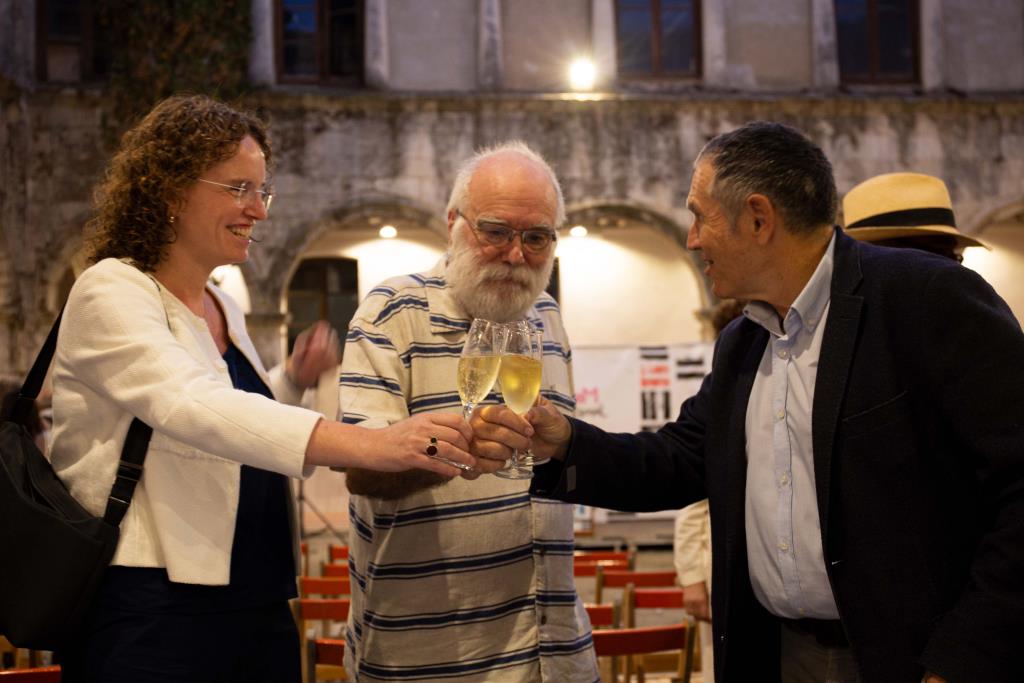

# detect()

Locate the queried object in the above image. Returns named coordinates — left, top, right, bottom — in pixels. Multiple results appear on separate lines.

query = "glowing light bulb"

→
left=570, top=225, right=588, bottom=238
left=568, top=58, right=596, bottom=91
left=379, top=225, right=397, bottom=239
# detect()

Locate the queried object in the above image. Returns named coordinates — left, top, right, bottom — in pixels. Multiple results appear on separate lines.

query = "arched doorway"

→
left=560, top=203, right=710, bottom=344
left=964, top=200, right=1024, bottom=326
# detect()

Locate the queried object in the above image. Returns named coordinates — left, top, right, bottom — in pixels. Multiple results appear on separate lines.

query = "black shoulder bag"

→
left=0, top=312, right=152, bottom=650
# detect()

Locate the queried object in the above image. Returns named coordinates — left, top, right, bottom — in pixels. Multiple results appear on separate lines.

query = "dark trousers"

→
left=780, top=620, right=861, bottom=683
left=57, top=600, right=300, bottom=683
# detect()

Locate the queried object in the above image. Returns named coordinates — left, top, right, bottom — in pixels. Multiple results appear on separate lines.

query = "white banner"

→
left=572, top=342, right=714, bottom=524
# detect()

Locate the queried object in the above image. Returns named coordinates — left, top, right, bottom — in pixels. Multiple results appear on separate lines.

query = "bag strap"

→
left=14, top=303, right=155, bottom=528
left=102, top=417, right=152, bottom=527
left=11, top=311, right=63, bottom=424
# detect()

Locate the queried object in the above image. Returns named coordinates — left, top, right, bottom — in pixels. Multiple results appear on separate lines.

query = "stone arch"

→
left=566, top=201, right=712, bottom=301
left=561, top=201, right=713, bottom=344
left=962, top=197, right=1024, bottom=327
left=242, top=195, right=447, bottom=366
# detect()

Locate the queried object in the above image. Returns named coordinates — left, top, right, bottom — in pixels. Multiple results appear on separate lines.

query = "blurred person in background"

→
left=842, top=171, right=988, bottom=262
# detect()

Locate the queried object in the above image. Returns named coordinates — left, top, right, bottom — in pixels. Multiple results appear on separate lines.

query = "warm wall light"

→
left=569, top=225, right=588, bottom=238
left=379, top=225, right=397, bottom=239
left=568, top=58, right=596, bottom=91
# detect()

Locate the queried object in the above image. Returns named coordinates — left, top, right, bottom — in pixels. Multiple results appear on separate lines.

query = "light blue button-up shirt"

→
left=743, top=233, right=839, bottom=619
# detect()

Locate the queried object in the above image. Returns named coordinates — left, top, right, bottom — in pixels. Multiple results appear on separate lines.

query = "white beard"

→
left=445, top=225, right=555, bottom=322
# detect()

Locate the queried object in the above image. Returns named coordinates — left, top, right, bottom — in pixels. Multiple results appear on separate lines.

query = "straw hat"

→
left=843, top=172, right=988, bottom=249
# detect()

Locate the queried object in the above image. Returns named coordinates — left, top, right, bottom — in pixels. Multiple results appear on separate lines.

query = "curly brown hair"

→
left=86, top=94, right=272, bottom=272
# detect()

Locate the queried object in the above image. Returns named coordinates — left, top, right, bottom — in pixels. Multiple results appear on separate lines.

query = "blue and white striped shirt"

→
left=340, top=258, right=598, bottom=682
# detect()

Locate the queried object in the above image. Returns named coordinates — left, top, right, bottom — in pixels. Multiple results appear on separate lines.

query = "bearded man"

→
left=338, top=142, right=598, bottom=682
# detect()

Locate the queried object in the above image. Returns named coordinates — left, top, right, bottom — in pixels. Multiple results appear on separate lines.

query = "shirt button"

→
left=779, top=541, right=790, bottom=551
left=777, top=349, right=788, bottom=359
left=780, top=473, right=790, bottom=486
left=776, top=410, right=786, bottom=421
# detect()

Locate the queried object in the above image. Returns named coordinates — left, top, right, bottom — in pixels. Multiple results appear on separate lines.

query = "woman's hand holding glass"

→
left=311, top=411, right=478, bottom=477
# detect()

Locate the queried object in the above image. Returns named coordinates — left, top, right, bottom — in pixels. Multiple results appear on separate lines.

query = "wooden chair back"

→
left=574, top=549, right=634, bottom=567
left=321, top=562, right=350, bottom=578
left=292, top=598, right=350, bottom=683
left=592, top=623, right=695, bottom=683
left=623, top=586, right=686, bottom=627
left=594, top=567, right=677, bottom=603
left=0, top=667, right=62, bottom=682
left=584, top=602, right=618, bottom=629
left=573, top=559, right=630, bottom=578
left=315, top=639, right=346, bottom=669
left=299, top=575, right=351, bottom=598
left=327, top=545, right=349, bottom=562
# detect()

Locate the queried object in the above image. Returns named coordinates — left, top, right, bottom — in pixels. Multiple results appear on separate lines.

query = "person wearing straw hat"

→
left=476, top=122, right=1024, bottom=683
left=843, top=172, right=988, bottom=262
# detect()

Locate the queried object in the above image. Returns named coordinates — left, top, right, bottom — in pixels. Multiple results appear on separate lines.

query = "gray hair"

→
left=697, top=121, right=837, bottom=235
left=445, top=140, right=566, bottom=228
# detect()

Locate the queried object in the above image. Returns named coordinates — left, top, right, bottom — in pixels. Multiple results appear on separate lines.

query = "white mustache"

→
left=477, top=263, right=533, bottom=285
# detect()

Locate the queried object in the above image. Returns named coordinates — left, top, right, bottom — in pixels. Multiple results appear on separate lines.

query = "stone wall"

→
left=2, top=89, right=1024, bottom=375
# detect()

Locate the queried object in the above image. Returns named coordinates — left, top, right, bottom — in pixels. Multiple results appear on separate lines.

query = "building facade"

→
left=2, top=0, right=1024, bottom=378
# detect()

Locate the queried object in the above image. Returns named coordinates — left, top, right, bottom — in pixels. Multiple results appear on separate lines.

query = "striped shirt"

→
left=340, top=259, right=598, bottom=682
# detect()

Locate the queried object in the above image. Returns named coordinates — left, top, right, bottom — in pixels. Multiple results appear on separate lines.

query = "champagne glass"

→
left=495, top=322, right=544, bottom=480
left=457, top=319, right=503, bottom=420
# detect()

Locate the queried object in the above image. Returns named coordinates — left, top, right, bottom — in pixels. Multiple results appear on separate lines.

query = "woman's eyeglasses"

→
left=198, top=178, right=274, bottom=212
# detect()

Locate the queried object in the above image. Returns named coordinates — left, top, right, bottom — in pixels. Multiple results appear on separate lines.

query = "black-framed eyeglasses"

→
left=198, top=178, right=274, bottom=212
left=456, top=210, right=557, bottom=254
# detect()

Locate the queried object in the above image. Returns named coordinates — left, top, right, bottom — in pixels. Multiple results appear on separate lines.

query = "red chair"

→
left=299, top=575, right=351, bottom=598
left=592, top=623, right=695, bottom=683
left=622, top=585, right=695, bottom=680
left=595, top=567, right=677, bottom=603
left=321, top=562, right=350, bottom=578
left=584, top=602, right=618, bottom=629
left=327, top=545, right=349, bottom=562
left=315, top=638, right=346, bottom=667
left=0, top=667, right=62, bottom=682
left=292, top=598, right=350, bottom=682
left=624, top=587, right=686, bottom=627
left=574, top=549, right=634, bottom=567
left=573, top=558, right=630, bottom=578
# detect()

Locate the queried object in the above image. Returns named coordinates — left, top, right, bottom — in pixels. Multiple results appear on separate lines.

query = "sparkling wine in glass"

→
left=457, top=319, right=503, bottom=420
left=495, top=322, right=543, bottom=480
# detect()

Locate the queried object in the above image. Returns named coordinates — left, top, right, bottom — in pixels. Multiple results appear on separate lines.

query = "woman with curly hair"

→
left=49, top=94, right=476, bottom=682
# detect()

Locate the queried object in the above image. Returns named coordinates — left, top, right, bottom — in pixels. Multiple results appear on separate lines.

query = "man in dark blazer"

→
left=471, top=122, right=1024, bottom=682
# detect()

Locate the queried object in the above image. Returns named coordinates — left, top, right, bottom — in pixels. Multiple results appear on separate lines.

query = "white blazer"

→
left=49, top=258, right=321, bottom=585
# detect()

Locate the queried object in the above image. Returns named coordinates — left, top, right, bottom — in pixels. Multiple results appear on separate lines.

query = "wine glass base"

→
left=494, top=466, right=533, bottom=480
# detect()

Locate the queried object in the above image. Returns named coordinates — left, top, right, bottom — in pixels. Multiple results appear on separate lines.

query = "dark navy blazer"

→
left=534, top=228, right=1024, bottom=683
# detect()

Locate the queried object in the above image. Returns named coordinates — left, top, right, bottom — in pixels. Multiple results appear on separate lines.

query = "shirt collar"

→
left=744, top=231, right=836, bottom=338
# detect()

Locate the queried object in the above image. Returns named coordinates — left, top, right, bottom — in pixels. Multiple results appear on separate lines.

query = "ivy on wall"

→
left=95, top=0, right=254, bottom=129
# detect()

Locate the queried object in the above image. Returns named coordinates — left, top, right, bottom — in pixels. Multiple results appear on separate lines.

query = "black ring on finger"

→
left=426, top=436, right=438, bottom=456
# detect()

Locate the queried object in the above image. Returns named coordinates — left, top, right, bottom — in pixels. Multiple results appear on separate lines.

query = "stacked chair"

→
left=293, top=545, right=352, bottom=682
